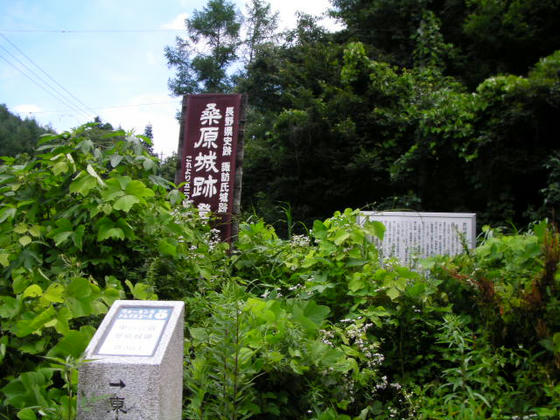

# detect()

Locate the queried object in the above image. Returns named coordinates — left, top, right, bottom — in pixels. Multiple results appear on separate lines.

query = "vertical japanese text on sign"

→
left=178, top=94, right=242, bottom=242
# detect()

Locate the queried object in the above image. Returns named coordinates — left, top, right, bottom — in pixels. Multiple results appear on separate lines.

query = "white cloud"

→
left=161, top=13, right=188, bottom=30
left=267, top=0, right=344, bottom=32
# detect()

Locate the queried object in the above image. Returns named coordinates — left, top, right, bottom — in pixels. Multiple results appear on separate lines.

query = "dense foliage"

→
left=165, top=0, right=560, bottom=230
left=0, top=105, right=50, bottom=157
left=0, top=125, right=559, bottom=419
left=2, top=0, right=560, bottom=418
left=0, top=126, right=224, bottom=419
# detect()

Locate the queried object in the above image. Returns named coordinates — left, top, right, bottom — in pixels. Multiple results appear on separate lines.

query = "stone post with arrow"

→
left=77, top=300, right=184, bottom=419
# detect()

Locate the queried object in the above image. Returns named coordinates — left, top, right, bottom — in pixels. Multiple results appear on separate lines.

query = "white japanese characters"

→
left=179, top=94, right=242, bottom=242
left=188, top=102, right=236, bottom=217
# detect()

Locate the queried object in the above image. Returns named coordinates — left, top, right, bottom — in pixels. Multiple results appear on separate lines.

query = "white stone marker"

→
left=358, top=211, right=476, bottom=265
left=78, top=300, right=184, bottom=420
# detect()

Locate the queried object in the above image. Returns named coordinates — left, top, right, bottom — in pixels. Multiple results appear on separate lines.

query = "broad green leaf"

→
left=113, top=194, right=140, bottom=212
left=23, top=284, right=43, bottom=298
left=17, top=408, right=37, bottom=420
left=126, top=180, right=155, bottom=198
left=51, top=161, right=69, bottom=176
left=0, top=206, right=16, bottom=223
left=19, top=235, right=32, bottom=247
left=12, top=275, right=31, bottom=294
left=0, top=252, right=9, bottom=267
left=158, top=239, right=177, bottom=257
left=143, top=158, right=155, bottom=171
left=189, top=327, right=209, bottom=342
left=386, top=287, right=400, bottom=300
left=97, top=218, right=125, bottom=241
left=15, top=306, right=57, bottom=337
left=348, top=275, right=366, bottom=292
left=69, top=172, right=98, bottom=196
left=312, top=219, right=327, bottom=240
left=0, top=296, right=20, bottom=318
left=52, top=231, right=72, bottom=246
left=292, top=300, right=330, bottom=332
left=110, top=153, right=123, bottom=167
left=14, top=224, right=27, bottom=234
left=333, top=230, right=350, bottom=245
left=28, top=225, right=41, bottom=237
left=364, top=220, right=386, bottom=241
left=405, top=281, right=426, bottom=298
left=65, top=277, right=97, bottom=317
left=125, top=280, right=156, bottom=300
left=47, top=326, right=96, bottom=358
left=72, top=225, right=85, bottom=250
left=100, top=178, right=125, bottom=201
left=43, top=283, right=65, bottom=303
left=268, top=351, right=284, bottom=362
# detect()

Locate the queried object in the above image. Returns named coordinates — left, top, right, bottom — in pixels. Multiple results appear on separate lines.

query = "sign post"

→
left=176, top=94, right=246, bottom=243
left=77, top=300, right=184, bottom=420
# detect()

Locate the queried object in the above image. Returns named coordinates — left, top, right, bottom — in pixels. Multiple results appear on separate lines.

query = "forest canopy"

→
left=166, top=0, right=560, bottom=230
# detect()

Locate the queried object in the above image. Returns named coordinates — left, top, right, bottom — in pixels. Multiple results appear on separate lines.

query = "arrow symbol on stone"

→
left=109, top=380, right=126, bottom=388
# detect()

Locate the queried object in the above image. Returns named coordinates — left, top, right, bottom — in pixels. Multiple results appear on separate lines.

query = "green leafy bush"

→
left=0, top=126, right=220, bottom=419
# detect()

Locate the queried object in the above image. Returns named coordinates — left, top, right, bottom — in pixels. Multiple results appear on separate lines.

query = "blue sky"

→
left=0, top=0, right=338, bottom=157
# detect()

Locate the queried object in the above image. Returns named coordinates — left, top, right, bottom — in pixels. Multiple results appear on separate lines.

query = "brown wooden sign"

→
left=177, top=94, right=243, bottom=242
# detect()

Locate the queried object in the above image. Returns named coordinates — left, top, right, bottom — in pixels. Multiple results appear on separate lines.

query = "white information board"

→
left=94, top=307, right=172, bottom=357
left=358, top=211, right=476, bottom=265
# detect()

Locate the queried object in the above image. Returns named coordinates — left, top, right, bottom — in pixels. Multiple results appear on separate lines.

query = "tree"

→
left=0, top=104, right=50, bottom=157
left=242, top=0, right=278, bottom=65
left=165, top=0, right=242, bottom=95
left=141, top=123, right=155, bottom=155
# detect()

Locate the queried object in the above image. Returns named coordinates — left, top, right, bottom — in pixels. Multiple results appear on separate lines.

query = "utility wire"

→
left=0, top=50, right=92, bottom=120
left=0, top=34, right=97, bottom=117
left=0, top=29, right=182, bottom=33
left=19, top=101, right=180, bottom=115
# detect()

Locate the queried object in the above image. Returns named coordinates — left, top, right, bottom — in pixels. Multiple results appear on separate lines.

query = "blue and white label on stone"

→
left=94, top=307, right=172, bottom=357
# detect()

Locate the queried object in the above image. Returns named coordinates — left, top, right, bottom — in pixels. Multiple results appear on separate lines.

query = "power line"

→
left=0, top=34, right=97, bottom=116
left=0, top=51, right=91, bottom=121
left=0, top=29, right=182, bottom=33
left=16, top=101, right=180, bottom=115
